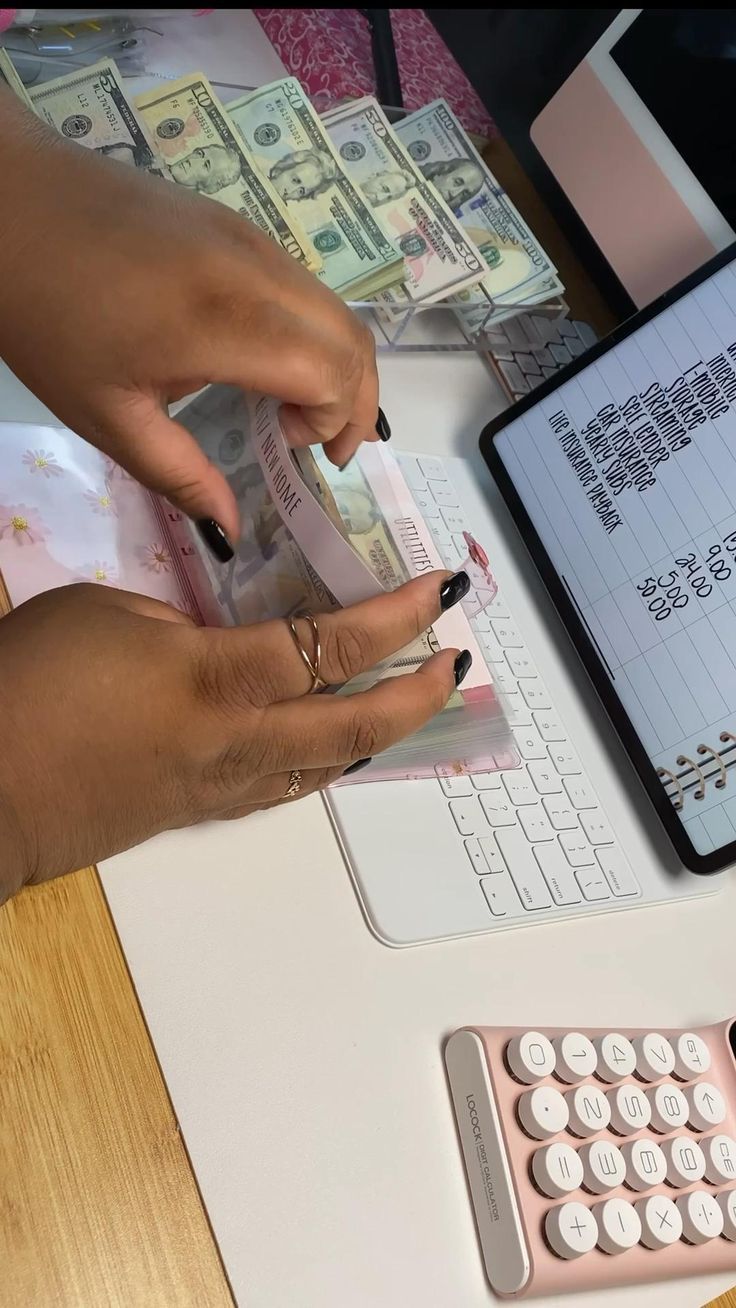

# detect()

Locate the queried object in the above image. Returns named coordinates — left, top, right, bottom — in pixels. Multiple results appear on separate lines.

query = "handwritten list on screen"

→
left=496, top=260, right=736, bottom=854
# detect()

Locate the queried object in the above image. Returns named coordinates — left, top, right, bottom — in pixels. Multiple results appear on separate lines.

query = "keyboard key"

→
left=471, top=772, right=503, bottom=791
left=520, top=680, right=552, bottom=710
left=528, top=761, right=562, bottom=794
left=595, top=848, right=638, bottom=896
left=703, top=1134, right=736, bottom=1184
left=662, top=1136, right=706, bottom=1186
left=493, top=666, right=520, bottom=696
left=545, top=1202, right=598, bottom=1259
left=427, top=479, right=458, bottom=507
left=516, top=731, right=548, bottom=762
left=718, top=1190, right=736, bottom=1241
left=411, top=490, right=440, bottom=518
left=428, top=521, right=453, bottom=552
left=518, top=1086, right=569, bottom=1139
left=493, top=746, right=522, bottom=771
left=471, top=610, right=491, bottom=634
left=506, top=1030, right=556, bottom=1083
left=549, top=744, right=583, bottom=775
left=575, top=870, right=611, bottom=902
left=593, top=1198, right=641, bottom=1255
left=559, top=832, right=595, bottom=867
left=553, top=1033, right=597, bottom=1083
left=542, top=796, right=578, bottom=830
left=518, top=806, right=554, bottom=842
left=579, top=1140, right=626, bottom=1193
left=647, top=1084, right=688, bottom=1133
left=418, top=456, right=446, bottom=480
left=505, top=650, right=536, bottom=678
left=673, top=1031, right=711, bottom=1080
left=532, top=1143, right=583, bottom=1198
left=464, top=838, right=489, bottom=876
left=594, top=1033, right=636, bottom=1083
left=676, top=1191, right=723, bottom=1243
left=478, top=836, right=506, bottom=875
left=566, top=1085, right=611, bottom=1137
left=449, top=798, right=480, bottom=836
left=580, top=812, right=614, bottom=844
left=438, top=773, right=474, bottom=798
left=621, top=1138, right=666, bottom=1189
left=480, top=874, right=520, bottom=917
left=439, top=505, right=467, bottom=533
left=633, top=1033, right=675, bottom=1081
left=480, top=632, right=506, bottom=663
left=486, top=596, right=510, bottom=619
left=400, top=459, right=427, bottom=491
left=491, top=619, right=524, bottom=648
left=533, top=710, right=566, bottom=741
left=686, top=1081, right=726, bottom=1129
left=502, top=773, right=536, bottom=806
left=480, top=794, right=516, bottom=827
left=636, top=1195, right=682, bottom=1249
left=562, top=776, right=596, bottom=808
left=496, top=828, right=553, bottom=909
left=609, top=1084, right=651, bottom=1135
left=534, top=844, right=582, bottom=905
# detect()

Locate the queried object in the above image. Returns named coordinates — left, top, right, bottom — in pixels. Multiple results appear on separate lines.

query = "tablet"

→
left=481, top=243, right=736, bottom=875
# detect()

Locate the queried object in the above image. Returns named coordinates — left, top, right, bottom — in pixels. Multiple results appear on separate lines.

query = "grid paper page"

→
left=496, top=260, right=736, bottom=856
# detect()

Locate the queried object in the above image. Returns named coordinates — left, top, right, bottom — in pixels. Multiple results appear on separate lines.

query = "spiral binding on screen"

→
left=657, top=732, right=736, bottom=810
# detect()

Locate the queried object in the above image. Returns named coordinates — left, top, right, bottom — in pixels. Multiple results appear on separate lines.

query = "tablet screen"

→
left=485, top=250, right=736, bottom=871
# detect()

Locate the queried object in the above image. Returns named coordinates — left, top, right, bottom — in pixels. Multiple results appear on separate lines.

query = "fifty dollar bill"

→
left=225, top=78, right=405, bottom=300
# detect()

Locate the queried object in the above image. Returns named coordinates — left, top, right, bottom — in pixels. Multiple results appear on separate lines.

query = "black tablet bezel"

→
left=480, top=242, right=736, bottom=876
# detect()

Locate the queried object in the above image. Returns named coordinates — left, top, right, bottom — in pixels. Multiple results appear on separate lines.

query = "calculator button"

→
left=545, top=1202, right=598, bottom=1259
left=662, top=1136, right=706, bottom=1187
left=449, top=798, right=479, bottom=836
left=703, top=1133, right=736, bottom=1184
left=579, top=1140, right=626, bottom=1193
left=506, top=1031, right=556, bottom=1084
left=633, top=1033, right=675, bottom=1081
left=593, top=1198, right=641, bottom=1254
left=676, top=1190, right=724, bottom=1243
left=594, top=1034, right=636, bottom=1084
left=648, top=1084, right=688, bottom=1133
left=608, top=1085, right=651, bottom=1135
left=566, top=1085, right=611, bottom=1137
left=553, top=1033, right=597, bottom=1083
left=718, top=1190, right=736, bottom=1241
left=562, top=776, right=596, bottom=808
left=686, top=1081, right=726, bottom=1130
left=518, top=1086, right=569, bottom=1140
left=636, top=1195, right=682, bottom=1249
left=595, top=848, right=639, bottom=897
left=528, top=762, right=562, bottom=794
left=673, top=1032, right=711, bottom=1080
left=579, top=812, right=614, bottom=844
left=531, top=1143, right=584, bottom=1198
left=542, top=796, right=578, bottom=831
left=559, top=833, right=595, bottom=868
left=575, top=870, right=611, bottom=902
left=621, top=1139, right=667, bottom=1190
left=534, top=844, right=582, bottom=906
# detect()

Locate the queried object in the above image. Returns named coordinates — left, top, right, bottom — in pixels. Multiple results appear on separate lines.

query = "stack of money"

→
left=394, top=99, right=564, bottom=330
left=224, top=79, right=407, bottom=300
left=321, top=95, right=489, bottom=317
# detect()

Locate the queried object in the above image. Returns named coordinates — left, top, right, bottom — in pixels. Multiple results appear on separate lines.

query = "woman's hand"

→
left=0, top=92, right=380, bottom=549
left=0, top=572, right=469, bottom=903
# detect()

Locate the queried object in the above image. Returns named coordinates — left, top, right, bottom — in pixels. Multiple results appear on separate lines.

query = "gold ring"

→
left=285, top=769, right=302, bottom=798
left=287, top=610, right=323, bottom=693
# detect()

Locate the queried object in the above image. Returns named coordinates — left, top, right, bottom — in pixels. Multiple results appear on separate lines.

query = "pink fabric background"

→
left=253, top=8, right=497, bottom=138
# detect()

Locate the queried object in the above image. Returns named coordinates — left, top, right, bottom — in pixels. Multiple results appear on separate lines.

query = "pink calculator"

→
left=446, top=1020, right=736, bottom=1297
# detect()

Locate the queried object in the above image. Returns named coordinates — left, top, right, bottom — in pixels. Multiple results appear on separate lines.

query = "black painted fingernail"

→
left=454, top=650, right=472, bottom=687
left=344, top=757, right=372, bottom=775
left=439, top=570, right=470, bottom=611
left=375, top=407, right=391, bottom=441
left=196, top=518, right=233, bottom=563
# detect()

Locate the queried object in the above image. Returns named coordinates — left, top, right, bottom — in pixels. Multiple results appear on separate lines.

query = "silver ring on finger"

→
left=287, top=610, right=324, bottom=693
left=284, top=769, right=302, bottom=798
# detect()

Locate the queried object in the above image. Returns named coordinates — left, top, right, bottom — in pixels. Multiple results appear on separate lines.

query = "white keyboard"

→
left=396, top=451, right=642, bottom=918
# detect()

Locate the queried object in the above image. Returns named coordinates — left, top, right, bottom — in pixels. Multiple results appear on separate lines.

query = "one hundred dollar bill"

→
left=29, top=59, right=160, bottom=171
left=322, top=96, right=487, bottom=310
left=0, top=49, right=36, bottom=112
left=136, top=73, right=319, bottom=272
left=225, top=78, right=405, bottom=300
left=394, top=99, right=563, bottom=323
